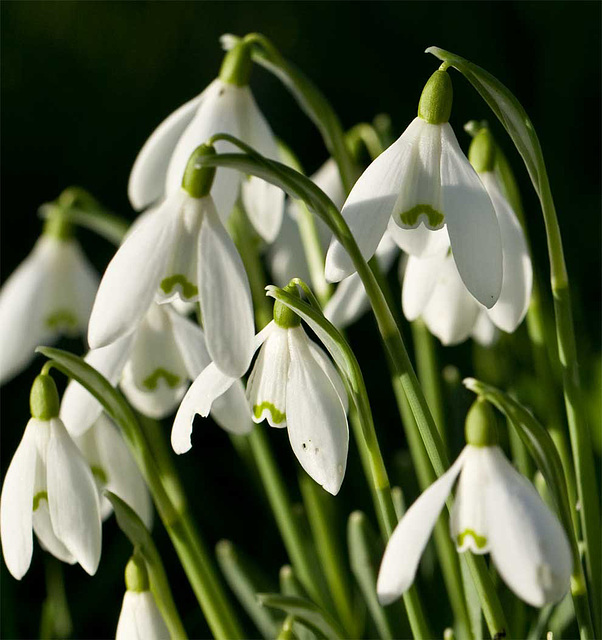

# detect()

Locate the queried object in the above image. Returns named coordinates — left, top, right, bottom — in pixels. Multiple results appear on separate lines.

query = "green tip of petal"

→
left=465, top=398, right=498, bottom=447
left=469, top=128, right=496, bottom=173
left=143, top=368, right=181, bottom=390
left=418, top=69, right=453, bottom=124
left=219, top=39, right=253, bottom=86
left=30, top=374, right=60, bottom=420
left=160, top=275, right=198, bottom=300
left=457, top=528, right=488, bottom=549
left=125, top=554, right=150, bottom=593
left=182, top=144, right=217, bottom=198
left=399, top=204, right=445, bottom=228
left=253, top=402, right=286, bottom=425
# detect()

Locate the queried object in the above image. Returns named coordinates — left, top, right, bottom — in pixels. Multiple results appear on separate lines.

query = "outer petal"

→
left=60, top=334, right=133, bottom=437
left=286, top=327, right=349, bottom=495
left=471, top=312, right=499, bottom=347
left=167, top=306, right=211, bottom=378
left=377, top=450, right=467, bottom=605
left=325, top=119, right=424, bottom=282
left=421, top=255, right=480, bottom=346
left=61, top=240, right=99, bottom=332
left=0, top=420, right=38, bottom=579
left=210, top=381, right=253, bottom=435
left=311, top=157, right=346, bottom=210
left=485, top=447, right=572, bottom=606
left=32, top=500, right=76, bottom=565
left=267, top=207, right=312, bottom=287
left=401, top=250, right=448, bottom=322
left=198, top=200, right=254, bottom=377
left=46, top=418, right=102, bottom=575
left=246, top=325, right=290, bottom=427
left=307, top=342, right=348, bottom=414
left=116, top=591, right=170, bottom=640
left=481, top=173, right=533, bottom=332
left=88, top=204, right=179, bottom=348
left=128, top=91, right=205, bottom=210
left=440, top=124, right=502, bottom=308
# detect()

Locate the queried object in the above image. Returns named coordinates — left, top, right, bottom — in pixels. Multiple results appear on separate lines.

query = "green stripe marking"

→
left=457, top=528, right=487, bottom=549
left=400, top=204, right=444, bottom=228
left=33, top=491, right=48, bottom=511
left=253, top=402, right=286, bottom=425
left=160, top=275, right=198, bottom=300
left=45, top=309, right=78, bottom=330
left=91, top=465, right=108, bottom=485
left=143, top=368, right=181, bottom=390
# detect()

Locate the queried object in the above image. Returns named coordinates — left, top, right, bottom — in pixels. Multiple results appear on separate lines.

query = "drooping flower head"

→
left=1, top=374, right=102, bottom=579
left=377, top=399, right=572, bottom=607
left=326, top=67, right=503, bottom=308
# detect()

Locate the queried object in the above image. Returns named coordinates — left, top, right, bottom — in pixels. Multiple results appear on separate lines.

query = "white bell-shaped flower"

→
left=89, top=145, right=255, bottom=378
left=128, top=40, right=284, bottom=241
left=172, top=294, right=349, bottom=495
left=377, top=400, right=572, bottom=608
left=0, top=219, right=98, bottom=385
left=325, top=69, right=502, bottom=308
left=116, top=555, right=169, bottom=640
left=1, top=374, right=102, bottom=579
left=72, top=414, right=152, bottom=529
left=62, top=304, right=250, bottom=434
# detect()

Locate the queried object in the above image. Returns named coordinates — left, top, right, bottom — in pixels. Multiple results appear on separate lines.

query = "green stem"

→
left=40, top=557, right=72, bottom=640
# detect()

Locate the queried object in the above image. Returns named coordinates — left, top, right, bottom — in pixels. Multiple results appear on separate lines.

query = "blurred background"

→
left=1, top=2, right=600, bottom=638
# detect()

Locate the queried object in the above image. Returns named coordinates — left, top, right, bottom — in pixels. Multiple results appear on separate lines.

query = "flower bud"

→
left=468, top=128, right=496, bottom=174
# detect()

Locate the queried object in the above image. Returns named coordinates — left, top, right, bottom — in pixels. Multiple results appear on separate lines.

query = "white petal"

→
left=0, top=420, right=38, bottom=579
left=32, top=500, right=76, bottom=565
left=325, top=119, right=424, bottom=282
left=307, top=342, right=348, bottom=414
left=449, top=446, right=490, bottom=553
left=401, top=250, right=448, bottom=322
left=46, top=418, right=102, bottom=575
left=94, top=415, right=153, bottom=529
left=246, top=325, right=290, bottom=427
left=471, top=312, right=499, bottom=347
left=198, top=200, right=254, bottom=377
left=60, top=334, right=133, bottom=437
left=376, top=450, right=467, bottom=604
left=387, top=218, right=450, bottom=258
left=481, top=173, right=533, bottom=332
left=421, top=255, right=481, bottom=346
left=267, top=207, right=312, bottom=287
left=128, top=91, right=205, bottom=210
left=165, top=80, right=245, bottom=221
left=61, top=240, right=99, bottom=332
left=167, top=306, right=210, bottom=378
left=88, top=204, right=179, bottom=349
left=210, top=381, right=253, bottom=435
left=485, top=447, right=572, bottom=606
left=440, top=124, right=502, bottom=308
left=310, top=158, right=346, bottom=210
left=286, top=327, right=349, bottom=495
left=117, top=591, right=170, bottom=640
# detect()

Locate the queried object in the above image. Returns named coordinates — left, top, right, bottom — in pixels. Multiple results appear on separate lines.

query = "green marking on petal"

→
left=253, top=402, right=286, bottom=425
left=143, top=368, right=181, bottom=390
left=457, top=528, right=488, bottom=549
left=90, top=465, right=108, bottom=485
left=45, top=309, right=78, bottom=330
left=33, top=491, right=48, bottom=511
left=399, top=204, right=445, bottom=229
left=160, top=275, right=198, bottom=300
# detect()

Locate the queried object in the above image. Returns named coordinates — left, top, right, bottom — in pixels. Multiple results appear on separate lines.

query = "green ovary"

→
left=45, top=309, right=78, bottom=330
left=457, top=528, right=487, bottom=550
left=160, top=275, right=198, bottom=300
left=143, top=368, right=181, bottom=390
left=33, top=491, right=48, bottom=511
left=399, top=204, right=445, bottom=228
left=253, top=402, right=286, bottom=425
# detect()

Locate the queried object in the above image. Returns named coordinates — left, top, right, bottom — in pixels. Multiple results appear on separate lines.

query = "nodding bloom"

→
left=1, top=375, right=102, bottom=579
left=128, top=38, right=284, bottom=242
left=326, top=68, right=503, bottom=308
left=377, top=399, right=572, bottom=608
left=61, top=303, right=250, bottom=433
left=401, top=129, right=532, bottom=346
left=88, top=145, right=255, bottom=379
left=0, top=216, right=98, bottom=385
left=116, top=555, right=169, bottom=640
left=172, top=288, right=349, bottom=496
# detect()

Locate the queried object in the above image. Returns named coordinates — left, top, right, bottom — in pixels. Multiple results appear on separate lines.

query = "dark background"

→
left=1, top=2, right=600, bottom=638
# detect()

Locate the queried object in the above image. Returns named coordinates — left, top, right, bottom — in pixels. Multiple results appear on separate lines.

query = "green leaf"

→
left=107, top=492, right=188, bottom=640
left=257, top=594, right=346, bottom=640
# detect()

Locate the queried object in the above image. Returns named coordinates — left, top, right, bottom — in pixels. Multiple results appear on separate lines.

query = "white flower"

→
left=128, top=42, right=284, bottom=241
left=377, top=402, right=572, bottom=608
left=88, top=155, right=255, bottom=378
left=172, top=310, right=349, bottom=495
left=72, top=414, right=152, bottom=529
left=0, top=232, right=98, bottom=385
left=0, top=375, right=102, bottom=579
left=402, top=172, right=532, bottom=345
left=62, top=304, right=251, bottom=432
left=325, top=70, right=503, bottom=308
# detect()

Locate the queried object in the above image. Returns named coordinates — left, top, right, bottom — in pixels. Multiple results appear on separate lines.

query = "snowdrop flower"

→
left=377, top=399, right=572, bottom=607
left=116, top=554, right=169, bottom=640
left=72, top=414, right=152, bottom=528
left=402, top=129, right=532, bottom=345
left=326, top=68, right=503, bottom=308
left=0, top=216, right=98, bottom=385
left=89, top=145, right=255, bottom=378
left=172, top=287, right=349, bottom=495
left=62, top=303, right=250, bottom=432
left=1, top=374, right=102, bottom=579
left=128, top=38, right=284, bottom=241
